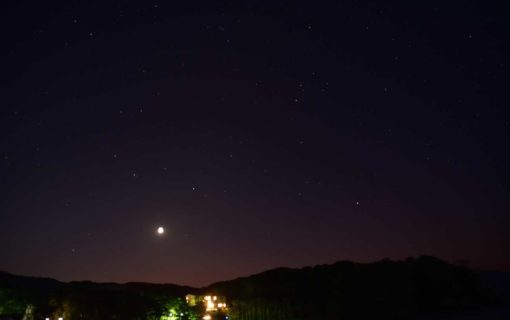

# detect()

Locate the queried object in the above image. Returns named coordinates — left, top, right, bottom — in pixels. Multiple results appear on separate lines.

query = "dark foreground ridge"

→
left=1, top=256, right=508, bottom=319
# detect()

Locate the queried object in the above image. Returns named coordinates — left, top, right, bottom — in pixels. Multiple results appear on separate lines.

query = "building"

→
left=185, top=294, right=228, bottom=320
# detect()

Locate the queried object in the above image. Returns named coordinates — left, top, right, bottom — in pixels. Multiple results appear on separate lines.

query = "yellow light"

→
left=213, top=296, right=217, bottom=301
left=203, top=315, right=211, bottom=320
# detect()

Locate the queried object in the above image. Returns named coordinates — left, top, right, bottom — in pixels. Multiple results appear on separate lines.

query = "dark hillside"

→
left=206, top=256, right=495, bottom=319
left=0, top=257, right=504, bottom=319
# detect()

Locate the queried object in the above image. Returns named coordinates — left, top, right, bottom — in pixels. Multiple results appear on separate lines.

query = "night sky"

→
left=1, top=1, right=509, bottom=287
